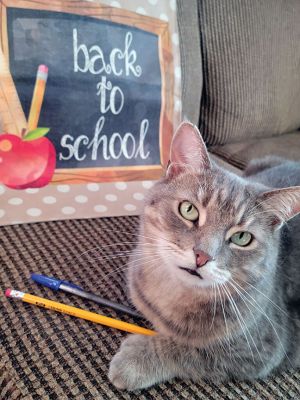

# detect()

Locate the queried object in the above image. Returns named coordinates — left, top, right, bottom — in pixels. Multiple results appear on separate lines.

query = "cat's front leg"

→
left=108, top=334, right=179, bottom=390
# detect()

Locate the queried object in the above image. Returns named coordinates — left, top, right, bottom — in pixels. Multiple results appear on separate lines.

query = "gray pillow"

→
left=198, top=0, right=300, bottom=146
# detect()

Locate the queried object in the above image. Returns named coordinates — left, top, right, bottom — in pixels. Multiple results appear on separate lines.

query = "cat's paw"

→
left=108, top=335, right=160, bottom=391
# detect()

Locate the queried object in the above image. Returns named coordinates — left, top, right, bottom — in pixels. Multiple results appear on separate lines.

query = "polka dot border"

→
left=8, top=198, right=23, bottom=205
left=26, top=208, right=42, bottom=217
left=75, top=195, right=88, bottom=204
left=57, top=185, right=70, bottom=193
left=61, top=206, right=76, bottom=215
left=94, top=205, right=108, bottom=213
left=124, top=204, right=137, bottom=211
left=43, top=196, right=57, bottom=204
left=87, top=183, right=100, bottom=192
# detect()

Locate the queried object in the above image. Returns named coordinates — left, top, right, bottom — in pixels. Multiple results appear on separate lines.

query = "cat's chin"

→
left=176, top=261, right=231, bottom=288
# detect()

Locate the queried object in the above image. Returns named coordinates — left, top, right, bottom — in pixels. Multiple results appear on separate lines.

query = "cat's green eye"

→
left=230, top=231, right=253, bottom=247
left=179, top=201, right=199, bottom=222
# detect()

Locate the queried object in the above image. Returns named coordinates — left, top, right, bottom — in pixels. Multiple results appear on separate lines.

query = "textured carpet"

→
left=1, top=216, right=299, bottom=399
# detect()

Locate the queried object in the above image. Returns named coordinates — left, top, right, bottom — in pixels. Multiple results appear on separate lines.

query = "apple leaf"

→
left=23, top=127, right=50, bottom=141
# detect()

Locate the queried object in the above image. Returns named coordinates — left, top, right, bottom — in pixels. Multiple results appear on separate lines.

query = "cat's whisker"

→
left=112, top=229, right=179, bottom=247
left=229, top=279, right=289, bottom=332
left=86, top=248, right=176, bottom=262
left=232, top=274, right=290, bottom=318
left=77, top=241, right=173, bottom=255
left=230, top=279, right=292, bottom=367
left=209, top=283, right=217, bottom=331
left=216, top=284, right=232, bottom=358
left=62, top=228, right=177, bottom=262
left=228, top=281, right=267, bottom=354
left=224, top=283, right=266, bottom=366
left=127, top=259, right=172, bottom=285
left=99, top=261, right=157, bottom=284
left=101, top=252, right=166, bottom=281
left=232, top=282, right=289, bottom=336
left=79, top=226, right=178, bottom=246
left=64, top=240, right=176, bottom=266
left=221, top=283, right=255, bottom=363
left=103, top=256, right=161, bottom=277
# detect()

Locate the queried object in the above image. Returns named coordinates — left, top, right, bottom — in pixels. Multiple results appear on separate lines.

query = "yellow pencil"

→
left=5, top=289, right=156, bottom=336
left=27, top=65, right=48, bottom=131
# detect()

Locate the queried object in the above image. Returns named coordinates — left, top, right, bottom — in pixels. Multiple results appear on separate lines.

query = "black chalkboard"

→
left=7, top=6, right=163, bottom=172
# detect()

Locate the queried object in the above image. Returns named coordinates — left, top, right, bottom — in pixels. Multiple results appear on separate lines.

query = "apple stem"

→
left=21, top=128, right=27, bottom=138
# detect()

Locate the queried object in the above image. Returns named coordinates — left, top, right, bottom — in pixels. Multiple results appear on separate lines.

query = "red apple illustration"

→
left=0, top=128, right=56, bottom=189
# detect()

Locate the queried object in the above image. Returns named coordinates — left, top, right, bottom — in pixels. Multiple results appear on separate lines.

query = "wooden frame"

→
left=0, top=0, right=174, bottom=183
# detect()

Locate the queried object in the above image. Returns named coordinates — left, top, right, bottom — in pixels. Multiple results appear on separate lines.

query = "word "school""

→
left=59, top=117, right=150, bottom=161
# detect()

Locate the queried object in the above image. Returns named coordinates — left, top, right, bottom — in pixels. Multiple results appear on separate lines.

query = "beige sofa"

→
left=179, top=0, right=300, bottom=172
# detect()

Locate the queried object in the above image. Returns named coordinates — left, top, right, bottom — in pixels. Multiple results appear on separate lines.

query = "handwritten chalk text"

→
left=73, top=29, right=142, bottom=77
left=59, top=117, right=150, bottom=162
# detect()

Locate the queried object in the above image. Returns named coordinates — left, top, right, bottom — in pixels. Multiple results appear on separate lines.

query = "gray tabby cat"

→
left=108, top=122, right=300, bottom=390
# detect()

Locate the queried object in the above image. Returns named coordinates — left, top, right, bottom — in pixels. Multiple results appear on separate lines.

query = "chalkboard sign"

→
left=0, top=0, right=173, bottom=182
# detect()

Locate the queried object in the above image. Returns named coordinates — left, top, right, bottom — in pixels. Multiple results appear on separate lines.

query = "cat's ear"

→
left=259, top=186, right=300, bottom=227
left=167, top=121, right=211, bottom=178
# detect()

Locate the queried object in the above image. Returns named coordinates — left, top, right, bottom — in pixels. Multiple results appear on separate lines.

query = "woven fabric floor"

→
left=1, top=216, right=299, bottom=399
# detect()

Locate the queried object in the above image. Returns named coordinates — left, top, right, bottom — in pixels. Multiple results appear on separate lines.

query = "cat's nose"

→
left=194, top=249, right=212, bottom=268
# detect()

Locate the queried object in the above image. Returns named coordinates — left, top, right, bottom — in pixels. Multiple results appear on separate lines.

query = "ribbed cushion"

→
left=210, top=130, right=300, bottom=169
left=1, top=217, right=300, bottom=398
left=199, top=0, right=300, bottom=146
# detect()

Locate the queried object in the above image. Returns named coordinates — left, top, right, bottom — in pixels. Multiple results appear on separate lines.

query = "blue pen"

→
left=31, top=273, right=141, bottom=319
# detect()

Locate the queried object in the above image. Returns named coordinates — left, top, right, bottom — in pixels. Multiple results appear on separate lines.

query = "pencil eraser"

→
left=38, top=65, right=48, bottom=73
left=5, top=288, right=11, bottom=297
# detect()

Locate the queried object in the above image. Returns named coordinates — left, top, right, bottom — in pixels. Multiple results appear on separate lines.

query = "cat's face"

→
left=139, top=122, right=300, bottom=294
left=142, top=168, right=276, bottom=291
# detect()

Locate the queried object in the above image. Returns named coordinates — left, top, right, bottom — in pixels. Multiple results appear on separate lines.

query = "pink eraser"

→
left=5, top=288, right=11, bottom=297
left=38, top=64, right=48, bottom=73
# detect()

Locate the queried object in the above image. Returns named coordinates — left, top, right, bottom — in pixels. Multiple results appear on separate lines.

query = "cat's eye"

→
left=179, top=201, right=199, bottom=221
left=230, top=231, right=253, bottom=247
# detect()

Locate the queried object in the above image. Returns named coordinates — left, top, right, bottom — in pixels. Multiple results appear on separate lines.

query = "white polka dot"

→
left=75, top=195, right=88, bottom=204
left=0, top=209, right=5, bottom=218
left=115, top=182, right=127, bottom=191
left=105, top=194, right=117, bottom=202
left=160, top=13, right=168, bottom=21
left=8, top=197, right=23, bottom=205
left=110, top=1, right=121, bottom=7
left=172, top=32, right=179, bottom=46
left=57, top=185, right=70, bottom=193
left=87, top=183, right=100, bottom=192
left=133, top=192, right=144, bottom=201
left=25, top=188, right=39, bottom=194
left=43, top=196, right=57, bottom=204
left=61, top=206, right=76, bottom=215
left=170, top=0, right=176, bottom=11
left=148, top=0, right=158, bottom=5
left=26, top=208, right=42, bottom=217
left=175, top=66, right=181, bottom=79
left=0, top=185, right=6, bottom=195
left=124, top=204, right=137, bottom=211
left=94, top=205, right=108, bottom=213
left=136, top=7, right=147, bottom=15
left=142, top=181, right=154, bottom=189
left=175, top=99, right=182, bottom=112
